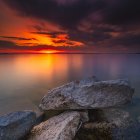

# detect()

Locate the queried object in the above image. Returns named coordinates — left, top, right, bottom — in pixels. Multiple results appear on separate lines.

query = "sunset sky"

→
left=0, top=0, right=140, bottom=53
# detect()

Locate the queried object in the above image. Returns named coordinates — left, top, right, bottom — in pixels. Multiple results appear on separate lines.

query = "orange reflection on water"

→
left=13, top=54, right=83, bottom=84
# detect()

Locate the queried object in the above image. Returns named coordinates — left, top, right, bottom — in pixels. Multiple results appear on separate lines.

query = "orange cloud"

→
left=1, top=32, right=84, bottom=48
left=0, top=1, right=84, bottom=53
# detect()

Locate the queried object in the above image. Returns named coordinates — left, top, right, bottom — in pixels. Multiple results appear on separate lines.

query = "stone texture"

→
left=0, top=110, right=36, bottom=140
left=28, top=111, right=81, bottom=140
left=79, top=111, right=89, bottom=123
left=88, top=108, right=131, bottom=126
left=40, top=79, right=134, bottom=110
left=75, top=109, right=140, bottom=140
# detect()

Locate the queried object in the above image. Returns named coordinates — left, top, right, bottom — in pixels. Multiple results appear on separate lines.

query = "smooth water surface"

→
left=0, top=54, right=140, bottom=116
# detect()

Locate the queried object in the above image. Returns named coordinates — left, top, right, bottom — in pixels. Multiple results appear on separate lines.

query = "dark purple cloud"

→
left=0, top=40, right=17, bottom=49
left=3, top=0, right=140, bottom=28
left=0, top=36, right=37, bottom=41
left=4, top=0, right=104, bottom=29
left=30, top=31, right=66, bottom=38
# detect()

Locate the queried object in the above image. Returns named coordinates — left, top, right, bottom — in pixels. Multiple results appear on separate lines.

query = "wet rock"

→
left=75, top=109, right=140, bottom=140
left=28, top=111, right=81, bottom=140
left=0, top=110, right=36, bottom=140
left=40, top=79, right=134, bottom=110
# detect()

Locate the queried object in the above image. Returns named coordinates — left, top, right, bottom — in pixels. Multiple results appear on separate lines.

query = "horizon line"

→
left=0, top=52, right=140, bottom=55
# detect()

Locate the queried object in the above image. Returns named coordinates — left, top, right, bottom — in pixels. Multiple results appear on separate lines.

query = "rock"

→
left=35, top=111, right=45, bottom=125
left=75, top=109, right=140, bottom=140
left=88, top=108, right=130, bottom=126
left=43, top=110, right=66, bottom=120
left=42, top=110, right=89, bottom=123
left=0, top=110, right=36, bottom=140
left=28, top=111, right=81, bottom=140
left=79, top=110, right=89, bottom=123
left=39, top=79, right=134, bottom=110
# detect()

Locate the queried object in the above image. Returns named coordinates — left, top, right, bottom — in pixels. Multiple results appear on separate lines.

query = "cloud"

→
left=3, top=0, right=105, bottom=29
left=1, top=0, right=140, bottom=53
left=112, top=33, right=140, bottom=46
left=31, top=31, right=66, bottom=38
left=0, top=36, right=140, bottom=53
left=104, top=0, right=140, bottom=25
left=0, top=39, right=84, bottom=53
left=3, top=0, right=140, bottom=28
left=0, top=40, right=17, bottom=49
left=0, top=36, right=37, bottom=41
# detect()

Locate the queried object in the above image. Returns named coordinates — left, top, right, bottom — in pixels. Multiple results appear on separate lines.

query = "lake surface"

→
left=0, top=54, right=140, bottom=117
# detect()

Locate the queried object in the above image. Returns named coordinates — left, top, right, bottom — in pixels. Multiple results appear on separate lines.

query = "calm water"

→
left=0, top=54, right=140, bottom=117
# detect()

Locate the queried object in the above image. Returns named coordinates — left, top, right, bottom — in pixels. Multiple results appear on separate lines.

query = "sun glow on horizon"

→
left=40, top=49, right=65, bottom=54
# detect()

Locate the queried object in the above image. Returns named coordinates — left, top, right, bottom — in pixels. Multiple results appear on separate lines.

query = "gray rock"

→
left=88, top=108, right=131, bottom=126
left=76, top=109, right=140, bottom=140
left=39, top=79, right=134, bottom=110
left=28, top=111, right=81, bottom=140
left=0, top=110, right=36, bottom=140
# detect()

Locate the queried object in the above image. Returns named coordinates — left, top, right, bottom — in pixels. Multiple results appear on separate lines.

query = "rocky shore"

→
left=0, top=76, right=139, bottom=140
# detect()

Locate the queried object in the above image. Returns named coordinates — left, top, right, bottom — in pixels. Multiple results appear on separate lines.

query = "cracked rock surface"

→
left=28, top=111, right=81, bottom=140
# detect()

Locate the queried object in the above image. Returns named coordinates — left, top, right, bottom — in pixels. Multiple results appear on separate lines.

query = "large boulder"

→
left=28, top=111, right=81, bottom=140
left=0, top=111, right=36, bottom=140
left=39, top=79, right=134, bottom=110
left=75, top=109, right=140, bottom=140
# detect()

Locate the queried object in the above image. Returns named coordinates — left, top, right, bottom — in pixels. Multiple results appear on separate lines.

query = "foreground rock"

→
left=28, top=111, right=81, bottom=140
left=88, top=108, right=131, bottom=125
left=40, top=79, right=134, bottom=110
left=0, top=111, right=36, bottom=140
left=75, top=109, right=140, bottom=140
